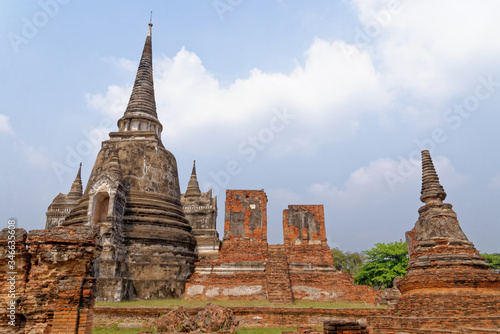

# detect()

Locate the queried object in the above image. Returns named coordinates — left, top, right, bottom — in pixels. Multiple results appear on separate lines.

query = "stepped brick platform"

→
left=266, top=245, right=293, bottom=303
left=0, top=227, right=99, bottom=334
left=368, top=151, right=500, bottom=333
left=186, top=192, right=377, bottom=304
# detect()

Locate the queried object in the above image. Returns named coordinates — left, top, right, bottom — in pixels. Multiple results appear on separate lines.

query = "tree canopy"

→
left=331, top=248, right=364, bottom=275
left=354, top=241, right=408, bottom=289
left=481, top=253, right=500, bottom=271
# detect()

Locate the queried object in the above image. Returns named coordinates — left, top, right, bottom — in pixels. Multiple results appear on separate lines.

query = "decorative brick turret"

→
left=45, top=163, right=83, bottom=230
left=181, top=161, right=220, bottom=260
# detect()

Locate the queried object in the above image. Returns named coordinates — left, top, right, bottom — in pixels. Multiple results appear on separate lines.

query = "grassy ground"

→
left=96, top=299, right=383, bottom=309
left=92, top=326, right=143, bottom=334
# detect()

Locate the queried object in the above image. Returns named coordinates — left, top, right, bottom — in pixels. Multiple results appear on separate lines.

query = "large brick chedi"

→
left=369, top=150, right=500, bottom=333
left=58, top=23, right=197, bottom=301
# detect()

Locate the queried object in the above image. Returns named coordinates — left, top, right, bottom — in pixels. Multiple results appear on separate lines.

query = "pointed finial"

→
left=117, top=18, right=161, bottom=136
left=68, top=163, right=83, bottom=200
left=148, top=12, right=153, bottom=36
left=192, top=160, right=196, bottom=176
left=420, top=150, right=447, bottom=204
left=185, top=160, right=202, bottom=198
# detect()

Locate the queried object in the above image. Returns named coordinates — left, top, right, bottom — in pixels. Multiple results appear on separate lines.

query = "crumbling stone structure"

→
left=0, top=227, right=99, bottom=334
left=45, top=164, right=83, bottom=230
left=47, top=23, right=198, bottom=301
left=186, top=190, right=269, bottom=301
left=185, top=190, right=377, bottom=304
left=283, top=205, right=376, bottom=303
left=181, top=161, right=220, bottom=260
left=369, top=150, right=500, bottom=333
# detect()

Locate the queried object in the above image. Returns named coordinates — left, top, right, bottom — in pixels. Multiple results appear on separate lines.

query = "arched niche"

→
left=92, top=192, right=110, bottom=225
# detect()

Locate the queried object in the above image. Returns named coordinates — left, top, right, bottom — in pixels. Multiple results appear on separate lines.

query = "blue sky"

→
left=1, top=0, right=500, bottom=253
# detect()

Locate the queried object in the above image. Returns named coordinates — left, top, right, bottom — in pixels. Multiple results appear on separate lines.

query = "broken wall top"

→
left=224, top=190, right=267, bottom=243
left=283, top=205, right=327, bottom=246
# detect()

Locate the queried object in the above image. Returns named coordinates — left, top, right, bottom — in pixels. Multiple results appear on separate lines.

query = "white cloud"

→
left=15, top=141, right=51, bottom=169
left=86, top=40, right=390, bottom=155
left=350, top=0, right=500, bottom=103
left=0, top=114, right=13, bottom=134
left=307, top=155, right=467, bottom=208
left=85, top=85, right=131, bottom=119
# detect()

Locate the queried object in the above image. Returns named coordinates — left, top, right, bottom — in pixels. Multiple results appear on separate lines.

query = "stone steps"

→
left=266, top=245, right=294, bottom=304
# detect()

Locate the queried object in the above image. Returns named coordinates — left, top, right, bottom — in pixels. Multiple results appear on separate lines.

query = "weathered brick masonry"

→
left=0, top=226, right=99, bottom=334
left=368, top=151, right=500, bottom=333
left=284, top=205, right=377, bottom=304
left=93, top=306, right=391, bottom=328
left=186, top=190, right=269, bottom=301
left=186, top=191, right=377, bottom=304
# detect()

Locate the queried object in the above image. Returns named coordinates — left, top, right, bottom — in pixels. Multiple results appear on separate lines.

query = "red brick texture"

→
left=223, top=190, right=268, bottom=243
left=186, top=192, right=377, bottom=305
left=93, top=306, right=391, bottom=328
left=368, top=200, right=500, bottom=332
left=283, top=205, right=377, bottom=304
left=0, top=227, right=100, bottom=334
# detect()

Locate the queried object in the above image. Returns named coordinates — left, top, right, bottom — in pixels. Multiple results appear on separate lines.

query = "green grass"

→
left=92, top=325, right=143, bottom=334
left=96, top=299, right=383, bottom=309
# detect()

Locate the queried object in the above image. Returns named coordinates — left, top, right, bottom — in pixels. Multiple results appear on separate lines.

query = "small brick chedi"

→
left=185, top=190, right=377, bottom=304
left=45, top=163, right=83, bottom=230
left=180, top=161, right=220, bottom=260
left=369, top=150, right=500, bottom=333
left=45, top=23, right=198, bottom=301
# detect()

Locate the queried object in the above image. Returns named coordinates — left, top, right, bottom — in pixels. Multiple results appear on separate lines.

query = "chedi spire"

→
left=117, top=22, right=162, bottom=137
left=184, top=161, right=202, bottom=198
left=67, top=163, right=83, bottom=200
left=420, top=150, right=446, bottom=204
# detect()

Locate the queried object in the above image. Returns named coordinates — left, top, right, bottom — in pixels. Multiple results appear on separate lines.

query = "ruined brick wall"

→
left=288, top=270, right=378, bottom=304
left=283, top=205, right=377, bottom=304
left=0, top=227, right=99, bottom=334
left=283, top=205, right=326, bottom=246
left=284, top=205, right=334, bottom=266
left=215, top=190, right=268, bottom=264
left=223, top=190, right=267, bottom=243
left=187, top=192, right=377, bottom=305
left=186, top=190, right=268, bottom=300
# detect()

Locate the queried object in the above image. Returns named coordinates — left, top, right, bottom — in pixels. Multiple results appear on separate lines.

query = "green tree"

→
left=332, top=248, right=364, bottom=275
left=481, top=253, right=500, bottom=271
left=354, top=241, right=408, bottom=289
